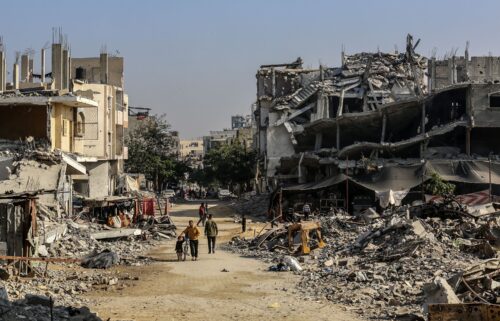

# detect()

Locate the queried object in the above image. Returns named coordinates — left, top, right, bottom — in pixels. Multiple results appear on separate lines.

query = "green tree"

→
left=202, top=143, right=256, bottom=191
left=125, top=115, right=187, bottom=191
left=424, top=172, right=455, bottom=196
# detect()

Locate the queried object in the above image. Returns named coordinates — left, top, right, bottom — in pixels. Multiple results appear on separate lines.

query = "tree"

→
left=424, top=172, right=455, bottom=196
left=125, top=115, right=187, bottom=191
left=202, top=143, right=257, bottom=192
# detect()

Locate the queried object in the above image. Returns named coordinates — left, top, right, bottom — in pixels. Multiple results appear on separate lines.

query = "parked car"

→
left=162, top=189, right=176, bottom=198
left=217, top=189, right=233, bottom=200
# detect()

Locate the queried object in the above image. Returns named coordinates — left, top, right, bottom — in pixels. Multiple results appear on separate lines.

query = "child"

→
left=175, top=235, right=184, bottom=261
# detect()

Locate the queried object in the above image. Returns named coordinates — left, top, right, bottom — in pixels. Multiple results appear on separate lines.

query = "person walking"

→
left=181, top=220, right=200, bottom=260
left=303, top=202, right=311, bottom=221
left=241, top=214, right=247, bottom=233
left=204, top=214, right=218, bottom=254
left=196, top=202, right=206, bottom=226
left=175, top=235, right=185, bottom=261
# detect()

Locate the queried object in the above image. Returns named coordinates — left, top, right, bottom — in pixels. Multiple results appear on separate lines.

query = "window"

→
left=75, top=112, right=85, bottom=137
left=490, top=94, right=500, bottom=108
left=62, top=120, right=68, bottom=137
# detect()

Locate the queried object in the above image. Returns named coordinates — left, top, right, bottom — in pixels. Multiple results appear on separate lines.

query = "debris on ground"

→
left=227, top=196, right=500, bottom=320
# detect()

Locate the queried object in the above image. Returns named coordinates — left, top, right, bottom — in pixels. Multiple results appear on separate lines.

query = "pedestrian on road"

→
left=175, top=235, right=185, bottom=261
left=241, top=214, right=246, bottom=233
left=183, top=233, right=190, bottom=261
left=196, top=202, right=206, bottom=226
left=181, top=220, right=200, bottom=260
left=204, top=214, right=218, bottom=254
left=303, top=202, right=311, bottom=221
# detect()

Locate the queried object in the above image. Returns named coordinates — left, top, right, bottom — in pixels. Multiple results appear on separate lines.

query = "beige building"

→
left=0, top=34, right=129, bottom=199
left=70, top=54, right=129, bottom=197
left=180, top=139, right=203, bottom=168
left=180, top=139, right=203, bottom=158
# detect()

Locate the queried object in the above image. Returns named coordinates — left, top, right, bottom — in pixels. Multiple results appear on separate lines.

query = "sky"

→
left=0, top=0, right=499, bottom=138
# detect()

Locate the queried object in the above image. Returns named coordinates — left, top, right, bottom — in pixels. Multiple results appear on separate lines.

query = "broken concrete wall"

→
left=432, top=56, right=500, bottom=90
left=70, top=57, right=124, bottom=88
left=86, top=160, right=111, bottom=198
left=0, top=199, right=29, bottom=256
left=0, top=159, right=63, bottom=206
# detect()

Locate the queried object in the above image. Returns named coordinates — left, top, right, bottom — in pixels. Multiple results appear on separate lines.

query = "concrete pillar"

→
left=51, top=43, right=62, bottom=89
left=336, top=123, right=341, bottom=151
left=40, top=48, right=45, bottom=83
left=62, top=49, right=68, bottom=89
left=12, top=63, right=19, bottom=89
left=0, top=51, right=5, bottom=91
left=21, top=54, right=29, bottom=82
left=381, top=113, right=387, bottom=143
left=430, top=57, right=436, bottom=92
left=314, top=133, right=322, bottom=151
left=29, top=59, right=33, bottom=82
left=100, top=53, right=108, bottom=84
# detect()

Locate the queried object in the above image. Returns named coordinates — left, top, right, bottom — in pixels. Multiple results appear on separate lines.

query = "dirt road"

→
left=86, top=202, right=361, bottom=321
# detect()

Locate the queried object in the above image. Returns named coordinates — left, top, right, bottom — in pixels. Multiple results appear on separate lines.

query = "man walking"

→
left=181, top=220, right=200, bottom=260
left=303, top=202, right=311, bottom=221
left=205, top=214, right=218, bottom=254
left=196, top=202, right=206, bottom=226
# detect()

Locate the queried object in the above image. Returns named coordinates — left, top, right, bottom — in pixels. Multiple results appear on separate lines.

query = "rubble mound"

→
left=227, top=207, right=500, bottom=320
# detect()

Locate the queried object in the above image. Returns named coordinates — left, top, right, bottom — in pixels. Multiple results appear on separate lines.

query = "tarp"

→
left=283, top=159, right=500, bottom=194
left=282, top=174, right=348, bottom=191
left=376, top=189, right=410, bottom=208
left=427, top=160, right=500, bottom=185
left=116, top=174, right=140, bottom=193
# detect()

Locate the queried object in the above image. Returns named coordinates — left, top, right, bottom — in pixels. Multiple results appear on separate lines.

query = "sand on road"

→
left=86, top=202, right=361, bottom=321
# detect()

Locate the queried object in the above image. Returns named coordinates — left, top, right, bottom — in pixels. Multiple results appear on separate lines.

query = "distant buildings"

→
left=179, top=139, right=203, bottom=168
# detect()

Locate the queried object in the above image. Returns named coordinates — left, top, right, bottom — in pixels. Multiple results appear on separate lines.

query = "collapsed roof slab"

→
left=337, top=120, right=468, bottom=158
left=0, top=95, right=98, bottom=108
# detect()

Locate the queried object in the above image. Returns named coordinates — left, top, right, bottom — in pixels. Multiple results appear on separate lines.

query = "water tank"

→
left=75, top=67, right=86, bottom=80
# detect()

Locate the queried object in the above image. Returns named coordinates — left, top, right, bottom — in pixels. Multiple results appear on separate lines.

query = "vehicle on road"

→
left=162, top=189, right=176, bottom=198
left=217, top=189, right=234, bottom=200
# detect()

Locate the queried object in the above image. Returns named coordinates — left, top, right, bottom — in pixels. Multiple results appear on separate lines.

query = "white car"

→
left=218, top=189, right=232, bottom=199
left=162, top=189, right=176, bottom=198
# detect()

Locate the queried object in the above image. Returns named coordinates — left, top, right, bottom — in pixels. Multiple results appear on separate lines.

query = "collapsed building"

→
left=0, top=31, right=128, bottom=200
left=254, top=35, right=500, bottom=210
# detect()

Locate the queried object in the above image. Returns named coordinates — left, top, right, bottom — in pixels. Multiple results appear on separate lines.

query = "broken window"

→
left=489, top=93, right=500, bottom=108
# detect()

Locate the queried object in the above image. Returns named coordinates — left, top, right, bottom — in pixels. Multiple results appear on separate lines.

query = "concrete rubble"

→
left=228, top=197, right=500, bottom=320
left=0, top=146, right=176, bottom=320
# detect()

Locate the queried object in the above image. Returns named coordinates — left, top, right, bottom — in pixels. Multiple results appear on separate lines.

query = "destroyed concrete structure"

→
left=0, top=30, right=129, bottom=199
left=254, top=35, right=500, bottom=210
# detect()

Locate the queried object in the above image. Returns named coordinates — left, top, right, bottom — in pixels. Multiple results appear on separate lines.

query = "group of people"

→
left=175, top=203, right=219, bottom=261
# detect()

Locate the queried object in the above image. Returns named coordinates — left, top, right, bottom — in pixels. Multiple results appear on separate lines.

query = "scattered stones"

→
left=227, top=203, right=500, bottom=319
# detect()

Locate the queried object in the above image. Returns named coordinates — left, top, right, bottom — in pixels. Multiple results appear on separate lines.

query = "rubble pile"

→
left=0, top=289, right=101, bottom=321
left=227, top=202, right=500, bottom=319
left=42, top=217, right=175, bottom=265
left=228, top=192, right=269, bottom=217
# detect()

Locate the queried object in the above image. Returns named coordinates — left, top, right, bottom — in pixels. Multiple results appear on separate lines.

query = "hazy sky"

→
left=1, top=0, right=499, bottom=137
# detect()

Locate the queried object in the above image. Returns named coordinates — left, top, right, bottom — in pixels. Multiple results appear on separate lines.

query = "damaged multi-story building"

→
left=255, top=35, right=500, bottom=209
left=0, top=31, right=128, bottom=201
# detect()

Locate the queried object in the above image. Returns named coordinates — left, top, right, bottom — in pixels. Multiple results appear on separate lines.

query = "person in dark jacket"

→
left=204, top=214, right=218, bottom=254
left=196, top=203, right=206, bottom=227
left=175, top=235, right=185, bottom=261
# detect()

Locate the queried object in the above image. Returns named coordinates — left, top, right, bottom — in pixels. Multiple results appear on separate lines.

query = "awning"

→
left=283, top=159, right=500, bottom=193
